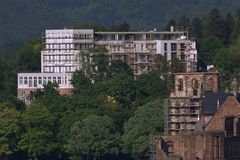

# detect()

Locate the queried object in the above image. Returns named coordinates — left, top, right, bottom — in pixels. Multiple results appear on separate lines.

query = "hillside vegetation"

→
left=0, top=0, right=240, bottom=58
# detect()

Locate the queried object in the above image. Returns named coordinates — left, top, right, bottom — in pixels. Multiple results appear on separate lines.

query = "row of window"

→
left=170, top=123, right=195, bottom=130
left=99, top=34, right=183, bottom=41
left=43, top=66, right=76, bottom=73
left=46, top=34, right=92, bottom=39
left=45, top=43, right=92, bottom=50
left=171, top=108, right=199, bottom=114
left=164, top=43, right=188, bottom=52
left=19, top=76, right=68, bottom=87
left=46, top=44, right=74, bottom=49
left=43, top=55, right=76, bottom=62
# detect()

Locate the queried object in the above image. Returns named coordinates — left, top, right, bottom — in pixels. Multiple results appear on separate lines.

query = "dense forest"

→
left=1, top=0, right=240, bottom=58
left=1, top=6, right=240, bottom=160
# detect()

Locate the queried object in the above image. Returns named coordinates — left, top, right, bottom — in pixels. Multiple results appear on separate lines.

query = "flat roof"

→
left=174, top=72, right=218, bottom=75
left=95, top=31, right=187, bottom=34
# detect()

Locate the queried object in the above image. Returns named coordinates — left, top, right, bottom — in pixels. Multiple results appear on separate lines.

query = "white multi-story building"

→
left=18, top=28, right=197, bottom=104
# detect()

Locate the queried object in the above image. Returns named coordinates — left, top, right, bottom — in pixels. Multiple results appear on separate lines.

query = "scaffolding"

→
left=123, top=40, right=155, bottom=78
left=148, top=135, right=156, bottom=160
left=164, top=98, right=169, bottom=135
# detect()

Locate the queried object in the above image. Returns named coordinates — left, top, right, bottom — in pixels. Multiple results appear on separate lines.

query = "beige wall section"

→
left=156, top=132, right=225, bottom=160
left=170, top=72, right=218, bottom=98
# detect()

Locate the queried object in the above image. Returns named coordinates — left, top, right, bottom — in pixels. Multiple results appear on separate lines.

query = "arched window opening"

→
left=192, top=79, right=199, bottom=96
left=167, top=141, right=174, bottom=155
left=206, top=77, right=213, bottom=91
left=178, top=78, right=183, bottom=91
left=192, top=79, right=199, bottom=89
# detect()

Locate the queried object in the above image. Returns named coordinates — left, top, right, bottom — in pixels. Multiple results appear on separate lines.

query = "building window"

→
left=58, top=77, right=61, bottom=84
left=192, top=79, right=199, bottom=89
left=176, top=108, right=180, bottom=114
left=48, top=77, right=52, bottom=82
left=180, top=43, right=186, bottom=50
left=53, top=77, right=57, bottom=83
left=206, top=77, right=213, bottom=91
left=164, top=43, right=167, bottom=51
left=167, top=141, right=174, bottom=155
left=38, top=77, right=42, bottom=85
left=19, top=77, right=23, bottom=85
left=171, top=43, right=177, bottom=51
left=141, top=44, right=144, bottom=51
left=225, top=117, right=234, bottom=137
left=24, top=77, right=28, bottom=85
left=34, top=77, right=37, bottom=87
left=43, top=77, right=47, bottom=85
left=178, top=78, right=184, bottom=91
left=29, top=77, right=33, bottom=87
left=192, top=79, right=199, bottom=96
left=176, top=123, right=180, bottom=129
left=190, top=108, right=195, bottom=114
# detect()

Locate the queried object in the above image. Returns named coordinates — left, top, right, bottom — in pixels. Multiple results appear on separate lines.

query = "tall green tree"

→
left=223, top=12, right=235, bottom=45
left=122, top=100, right=164, bottom=159
left=177, top=16, right=190, bottom=31
left=18, top=103, right=58, bottom=159
left=111, top=21, right=130, bottom=32
left=107, top=73, right=136, bottom=108
left=71, top=70, right=93, bottom=95
left=203, top=8, right=225, bottom=39
left=0, top=106, right=21, bottom=159
left=66, top=115, right=120, bottom=160
left=190, top=17, right=203, bottom=38
left=15, top=40, right=41, bottom=72
left=136, top=72, right=168, bottom=105
left=80, top=47, right=109, bottom=82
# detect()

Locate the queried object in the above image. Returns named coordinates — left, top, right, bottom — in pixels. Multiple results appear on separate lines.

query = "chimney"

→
left=225, top=87, right=229, bottom=93
left=230, top=78, right=238, bottom=97
left=170, top=26, right=174, bottom=32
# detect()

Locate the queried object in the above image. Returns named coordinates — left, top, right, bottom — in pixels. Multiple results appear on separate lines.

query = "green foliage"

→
left=71, top=70, right=93, bottom=95
left=15, top=40, right=41, bottom=72
left=58, top=109, right=96, bottom=145
left=171, top=58, right=185, bottom=73
left=122, top=100, right=164, bottom=158
left=18, top=103, right=58, bottom=158
left=66, top=115, right=120, bottom=160
left=1, top=0, right=240, bottom=57
left=108, top=60, right=133, bottom=78
left=136, top=72, right=168, bottom=105
left=73, top=24, right=107, bottom=31
left=107, top=73, right=136, bottom=107
left=80, top=47, right=109, bottom=82
left=0, top=106, right=21, bottom=157
left=111, top=21, right=130, bottom=31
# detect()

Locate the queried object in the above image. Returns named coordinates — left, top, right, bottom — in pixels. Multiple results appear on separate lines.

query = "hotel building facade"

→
left=18, top=28, right=197, bottom=104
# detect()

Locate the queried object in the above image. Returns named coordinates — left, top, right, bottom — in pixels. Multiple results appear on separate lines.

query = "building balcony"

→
left=185, top=117, right=199, bottom=122
left=190, top=102, right=201, bottom=107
